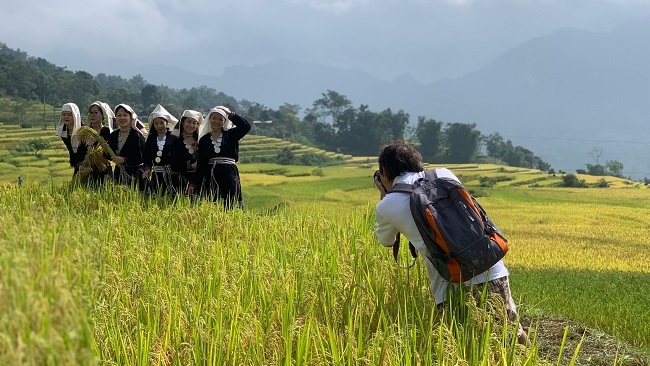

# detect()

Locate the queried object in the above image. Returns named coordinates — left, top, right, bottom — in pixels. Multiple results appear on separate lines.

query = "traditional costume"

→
left=107, top=104, right=146, bottom=190
left=55, top=103, right=84, bottom=177
left=196, top=106, right=251, bottom=209
left=144, top=104, right=178, bottom=195
left=170, top=110, right=203, bottom=196
left=81, top=101, right=114, bottom=186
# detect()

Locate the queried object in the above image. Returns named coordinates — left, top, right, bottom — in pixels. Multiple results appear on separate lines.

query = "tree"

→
left=382, top=108, right=409, bottom=141
left=562, top=174, right=588, bottom=188
left=71, top=71, right=100, bottom=107
left=141, top=84, right=160, bottom=111
left=275, top=148, right=295, bottom=165
left=443, top=123, right=481, bottom=163
left=182, top=95, right=198, bottom=110
left=311, top=90, right=352, bottom=126
left=586, top=163, right=605, bottom=176
left=416, top=116, right=442, bottom=162
left=27, top=139, right=51, bottom=156
left=105, top=88, right=140, bottom=110
left=605, top=160, right=624, bottom=177
left=484, top=132, right=506, bottom=158
left=16, top=138, right=51, bottom=156
left=129, top=74, right=148, bottom=91
left=589, top=147, right=603, bottom=165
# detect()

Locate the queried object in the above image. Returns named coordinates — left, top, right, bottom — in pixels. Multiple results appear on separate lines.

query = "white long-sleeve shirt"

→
left=375, top=169, right=509, bottom=304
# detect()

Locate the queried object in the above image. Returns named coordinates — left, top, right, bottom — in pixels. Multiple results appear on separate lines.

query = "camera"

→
left=374, top=169, right=381, bottom=181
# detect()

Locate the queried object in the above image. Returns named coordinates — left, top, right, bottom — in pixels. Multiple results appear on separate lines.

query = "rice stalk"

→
left=76, top=126, right=116, bottom=157
left=75, top=126, right=118, bottom=172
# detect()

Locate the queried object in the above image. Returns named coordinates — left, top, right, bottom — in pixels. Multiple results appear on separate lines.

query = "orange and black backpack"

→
left=389, top=169, right=509, bottom=283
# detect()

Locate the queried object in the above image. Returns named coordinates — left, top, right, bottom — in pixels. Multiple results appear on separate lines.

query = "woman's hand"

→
left=374, top=171, right=388, bottom=200
left=142, top=169, right=151, bottom=179
left=218, top=106, right=232, bottom=117
left=112, top=156, right=125, bottom=165
left=188, top=185, right=195, bottom=196
left=79, top=166, right=93, bottom=178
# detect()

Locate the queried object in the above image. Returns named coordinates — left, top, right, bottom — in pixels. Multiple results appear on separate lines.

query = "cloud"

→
left=0, top=0, right=210, bottom=61
left=284, top=0, right=371, bottom=13
left=443, top=0, right=475, bottom=5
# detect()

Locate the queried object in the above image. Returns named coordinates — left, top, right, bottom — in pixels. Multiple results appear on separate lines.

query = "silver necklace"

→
left=155, top=135, right=166, bottom=163
left=184, top=136, right=196, bottom=155
left=211, top=133, right=222, bottom=154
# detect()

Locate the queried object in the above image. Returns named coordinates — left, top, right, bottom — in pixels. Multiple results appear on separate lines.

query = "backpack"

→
left=389, top=169, right=509, bottom=283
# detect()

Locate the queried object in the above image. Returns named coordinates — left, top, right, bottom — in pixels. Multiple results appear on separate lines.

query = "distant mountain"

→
left=212, top=22, right=650, bottom=178
left=44, top=20, right=650, bottom=178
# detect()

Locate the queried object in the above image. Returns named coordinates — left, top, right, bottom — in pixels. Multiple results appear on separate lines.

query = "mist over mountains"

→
left=45, top=20, right=650, bottom=178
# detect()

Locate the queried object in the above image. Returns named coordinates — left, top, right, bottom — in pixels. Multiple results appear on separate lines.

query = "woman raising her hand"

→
left=196, top=106, right=251, bottom=209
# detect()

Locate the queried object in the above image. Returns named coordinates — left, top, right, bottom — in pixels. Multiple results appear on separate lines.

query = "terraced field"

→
left=0, top=123, right=644, bottom=189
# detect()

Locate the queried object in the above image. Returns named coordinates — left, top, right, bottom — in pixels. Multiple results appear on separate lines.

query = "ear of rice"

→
left=85, top=145, right=109, bottom=171
left=76, top=126, right=116, bottom=157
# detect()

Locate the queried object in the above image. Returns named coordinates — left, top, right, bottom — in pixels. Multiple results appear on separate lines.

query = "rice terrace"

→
left=1, top=122, right=649, bottom=365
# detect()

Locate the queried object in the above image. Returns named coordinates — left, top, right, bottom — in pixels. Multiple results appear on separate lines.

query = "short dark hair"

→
left=179, top=116, right=199, bottom=139
left=378, top=141, right=424, bottom=181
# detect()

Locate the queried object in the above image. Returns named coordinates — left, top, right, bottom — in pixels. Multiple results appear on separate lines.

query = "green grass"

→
left=1, top=169, right=649, bottom=364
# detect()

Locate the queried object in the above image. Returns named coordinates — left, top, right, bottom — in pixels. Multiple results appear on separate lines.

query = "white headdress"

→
left=148, top=104, right=178, bottom=131
left=115, top=103, right=147, bottom=135
left=200, top=106, right=234, bottom=139
left=55, top=102, right=82, bottom=152
left=172, top=109, right=204, bottom=137
left=89, top=101, right=115, bottom=133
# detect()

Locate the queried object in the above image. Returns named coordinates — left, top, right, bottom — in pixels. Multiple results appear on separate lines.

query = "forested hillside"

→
left=0, top=42, right=561, bottom=172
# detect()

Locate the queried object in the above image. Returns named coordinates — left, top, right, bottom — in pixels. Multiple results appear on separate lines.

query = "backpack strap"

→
left=391, top=233, right=417, bottom=269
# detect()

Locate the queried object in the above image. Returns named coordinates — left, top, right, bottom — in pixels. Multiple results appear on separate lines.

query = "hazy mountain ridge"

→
left=42, top=22, right=650, bottom=177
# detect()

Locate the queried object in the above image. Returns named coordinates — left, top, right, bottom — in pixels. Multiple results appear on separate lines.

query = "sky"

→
left=2, top=0, right=650, bottom=83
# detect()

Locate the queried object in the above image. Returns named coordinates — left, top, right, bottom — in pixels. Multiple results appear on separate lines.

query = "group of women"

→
left=56, top=101, right=252, bottom=209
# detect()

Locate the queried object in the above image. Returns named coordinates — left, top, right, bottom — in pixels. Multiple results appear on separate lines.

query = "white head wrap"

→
left=115, top=103, right=147, bottom=135
left=55, top=103, right=82, bottom=152
left=172, top=109, right=204, bottom=137
left=200, top=106, right=234, bottom=138
left=89, top=101, right=115, bottom=133
left=148, top=104, right=178, bottom=132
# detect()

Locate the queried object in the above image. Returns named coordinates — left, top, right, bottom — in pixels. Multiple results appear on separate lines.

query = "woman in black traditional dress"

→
left=106, top=104, right=146, bottom=190
left=141, top=104, right=178, bottom=195
left=78, top=101, right=114, bottom=186
left=170, top=110, right=202, bottom=198
left=196, top=106, right=251, bottom=209
left=55, top=102, right=84, bottom=178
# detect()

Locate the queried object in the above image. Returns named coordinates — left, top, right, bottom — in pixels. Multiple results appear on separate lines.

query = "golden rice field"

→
left=1, top=123, right=649, bottom=365
left=1, top=165, right=649, bottom=365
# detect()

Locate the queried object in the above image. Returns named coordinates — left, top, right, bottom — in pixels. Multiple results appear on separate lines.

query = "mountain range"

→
left=44, top=20, right=650, bottom=179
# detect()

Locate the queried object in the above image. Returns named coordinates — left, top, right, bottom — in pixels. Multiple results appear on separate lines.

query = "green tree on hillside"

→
left=141, top=84, right=160, bottom=111
left=416, top=116, right=443, bottom=162
left=605, top=160, right=624, bottom=177
left=586, top=163, right=606, bottom=176
left=444, top=122, right=481, bottom=163
left=16, top=138, right=51, bottom=156
left=309, top=90, right=352, bottom=127
left=483, top=132, right=551, bottom=170
left=27, top=139, right=51, bottom=156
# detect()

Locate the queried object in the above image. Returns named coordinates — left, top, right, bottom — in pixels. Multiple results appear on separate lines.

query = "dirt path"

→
left=522, top=316, right=649, bottom=365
